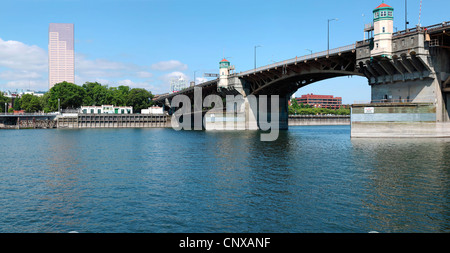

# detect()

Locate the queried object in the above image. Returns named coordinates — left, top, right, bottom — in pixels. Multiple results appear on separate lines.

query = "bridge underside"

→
left=240, top=50, right=361, bottom=97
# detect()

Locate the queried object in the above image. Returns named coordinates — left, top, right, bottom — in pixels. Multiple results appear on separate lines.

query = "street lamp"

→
left=305, top=49, right=313, bottom=58
left=254, top=45, right=262, bottom=72
left=327, top=18, right=338, bottom=56
left=58, top=98, right=60, bottom=114
left=4, top=102, right=6, bottom=115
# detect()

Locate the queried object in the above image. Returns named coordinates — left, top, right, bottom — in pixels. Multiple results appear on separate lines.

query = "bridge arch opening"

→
left=291, top=75, right=370, bottom=105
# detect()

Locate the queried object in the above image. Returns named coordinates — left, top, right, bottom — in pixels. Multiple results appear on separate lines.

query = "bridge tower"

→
left=371, top=2, right=394, bottom=58
left=218, top=58, right=230, bottom=88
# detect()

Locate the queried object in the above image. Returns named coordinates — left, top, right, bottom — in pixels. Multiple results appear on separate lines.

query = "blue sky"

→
left=0, top=0, right=448, bottom=103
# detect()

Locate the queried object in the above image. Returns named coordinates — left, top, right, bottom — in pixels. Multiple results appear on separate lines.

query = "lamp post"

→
left=58, top=98, right=60, bottom=114
left=305, top=49, right=313, bottom=58
left=254, top=45, right=262, bottom=72
left=405, top=0, right=409, bottom=30
left=327, top=18, right=338, bottom=56
left=193, top=70, right=198, bottom=86
left=4, top=102, right=6, bottom=115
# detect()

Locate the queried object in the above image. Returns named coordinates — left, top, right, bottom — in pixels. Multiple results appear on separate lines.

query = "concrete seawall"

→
left=57, top=113, right=170, bottom=128
left=288, top=115, right=350, bottom=126
left=351, top=103, right=450, bottom=138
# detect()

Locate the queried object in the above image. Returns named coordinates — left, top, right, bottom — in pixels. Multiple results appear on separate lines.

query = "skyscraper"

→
left=48, top=23, right=74, bottom=89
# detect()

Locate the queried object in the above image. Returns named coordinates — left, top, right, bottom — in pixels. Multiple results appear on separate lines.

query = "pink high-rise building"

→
left=48, top=23, right=74, bottom=89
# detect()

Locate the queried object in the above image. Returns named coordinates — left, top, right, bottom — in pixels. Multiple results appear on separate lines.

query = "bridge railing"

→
left=353, top=97, right=435, bottom=105
left=239, top=43, right=356, bottom=76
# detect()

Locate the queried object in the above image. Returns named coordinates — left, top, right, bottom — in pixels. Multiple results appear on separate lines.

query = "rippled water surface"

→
left=0, top=126, right=449, bottom=233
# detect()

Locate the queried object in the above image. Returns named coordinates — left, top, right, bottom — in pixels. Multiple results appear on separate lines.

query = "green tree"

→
left=45, top=81, right=86, bottom=112
left=290, top=98, right=300, bottom=110
left=0, top=92, right=10, bottom=113
left=82, top=82, right=110, bottom=106
left=20, top=94, right=42, bottom=112
left=13, top=97, right=21, bottom=111
left=127, top=88, right=153, bottom=113
left=109, top=85, right=130, bottom=106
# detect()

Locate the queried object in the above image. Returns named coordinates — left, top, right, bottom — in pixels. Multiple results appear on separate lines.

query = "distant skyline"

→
left=0, top=0, right=448, bottom=104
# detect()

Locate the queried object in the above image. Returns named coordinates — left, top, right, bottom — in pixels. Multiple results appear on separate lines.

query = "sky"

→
left=0, top=0, right=448, bottom=104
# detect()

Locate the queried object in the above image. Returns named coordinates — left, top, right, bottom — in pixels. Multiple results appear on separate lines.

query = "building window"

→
left=381, top=11, right=387, bottom=17
left=382, top=27, right=385, bottom=33
left=388, top=11, right=393, bottom=17
left=374, top=12, right=379, bottom=18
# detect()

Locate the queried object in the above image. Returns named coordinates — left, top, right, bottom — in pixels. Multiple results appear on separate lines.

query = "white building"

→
left=80, top=105, right=133, bottom=114
left=141, top=106, right=164, bottom=114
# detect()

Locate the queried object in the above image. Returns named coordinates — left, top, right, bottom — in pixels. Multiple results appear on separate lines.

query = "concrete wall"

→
left=57, top=114, right=169, bottom=128
left=289, top=115, right=350, bottom=126
left=371, top=78, right=436, bottom=103
left=350, top=103, right=450, bottom=137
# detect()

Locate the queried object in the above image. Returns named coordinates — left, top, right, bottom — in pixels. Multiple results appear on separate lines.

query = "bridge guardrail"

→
left=239, top=43, right=356, bottom=76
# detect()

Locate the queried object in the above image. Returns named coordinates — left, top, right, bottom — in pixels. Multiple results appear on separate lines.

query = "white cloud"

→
left=0, top=38, right=47, bottom=72
left=196, top=77, right=208, bottom=84
left=0, top=70, right=43, bottom=80
left=151, top=60, right=188, bottom=71
left=0, top=38, right=179, bottom=94
left=136, top=71, right=153, bottom=78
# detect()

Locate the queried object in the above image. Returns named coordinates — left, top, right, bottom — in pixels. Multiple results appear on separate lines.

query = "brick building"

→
left=295, top=94, right=343, bottom=109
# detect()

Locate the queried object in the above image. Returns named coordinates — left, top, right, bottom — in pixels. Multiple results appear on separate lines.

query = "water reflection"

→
left=0, top=127, right=449, bottom=232
left=351, top=138, right=450, bottom=232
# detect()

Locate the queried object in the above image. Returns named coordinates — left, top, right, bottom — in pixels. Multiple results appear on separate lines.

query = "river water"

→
left=0, top=125, right=449, bottom=233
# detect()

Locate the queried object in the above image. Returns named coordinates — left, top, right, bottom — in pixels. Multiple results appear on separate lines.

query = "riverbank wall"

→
left=57, top=113, right=170, bottom=128
left=351, top=103, right=450, bottom=138
left=288, top=115, right=350, bottom=126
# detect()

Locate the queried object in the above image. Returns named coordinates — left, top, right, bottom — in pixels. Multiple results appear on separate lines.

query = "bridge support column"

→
left=242, top=94, right=289, bottom=131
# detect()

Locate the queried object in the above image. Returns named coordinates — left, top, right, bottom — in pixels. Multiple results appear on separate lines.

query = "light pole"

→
left=193, top=70, right=198, bottom=86
left=305, top=49, right=313, bottom=58
left=254, top=45, right=262, bottom=72
left=58, top=98, right=60, bottom=114
left=327, top=18, right=338, bottom=56
left=4, top=102, right=6, bottom=115
left=405, top=0, right=409, bottom=30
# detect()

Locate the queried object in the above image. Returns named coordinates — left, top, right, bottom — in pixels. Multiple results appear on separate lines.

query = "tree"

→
left=0, top=92, right=10, bottom=113
left=107, top=85, right=130, bottom=106
left=20, top=94, right=42, bottom=112
left=45, top=81, right=86, bottom=112
left=127, top=88, right=153, bottom=113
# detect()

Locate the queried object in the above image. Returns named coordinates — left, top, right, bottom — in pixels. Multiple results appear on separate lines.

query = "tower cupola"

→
left=371, top=1, right=394, bottom=58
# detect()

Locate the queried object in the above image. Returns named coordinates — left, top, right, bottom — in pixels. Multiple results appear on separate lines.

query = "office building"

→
left=48, top=23, right=74, bottom=89
left=296, top=94, right=343, bottom=109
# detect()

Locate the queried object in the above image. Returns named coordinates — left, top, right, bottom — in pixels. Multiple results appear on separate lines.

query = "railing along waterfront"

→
left=239, top=44, right=356, bottom=76
left=1, top=112, right=59, bottom=117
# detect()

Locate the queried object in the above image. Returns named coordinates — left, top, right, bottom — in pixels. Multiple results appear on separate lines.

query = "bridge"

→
left=152, top=2, right=450, bottom=138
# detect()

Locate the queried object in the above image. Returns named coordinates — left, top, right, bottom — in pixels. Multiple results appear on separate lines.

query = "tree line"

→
left=289, top=98, right=350, bottom=115
left=1, top=81, right=154, bottom=113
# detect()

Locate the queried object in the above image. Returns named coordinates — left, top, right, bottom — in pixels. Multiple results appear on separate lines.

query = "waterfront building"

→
left=48, top=23, right=75, bottom=89
left=141, top=106, right=164, bottom=114
left=80, top=105, right=133, bottom=114
left=295, top=94, right=343, bottom=109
